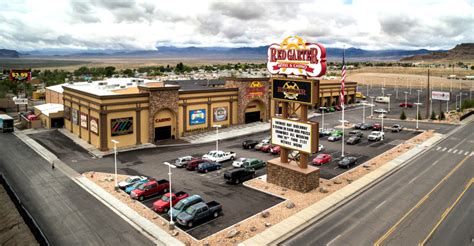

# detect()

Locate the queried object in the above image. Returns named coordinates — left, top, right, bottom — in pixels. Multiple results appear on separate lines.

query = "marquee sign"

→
left=246, top=81, right=265, bottom=98
left=80, top=113, right=88, bottom=129
left=9, top=69, right=32, bottom=81
left=213, top=107, right=228, bottom=122
left=267, top=36, right=326, bottom=77
left=272, top=77, right=318, bottom=105
left=431, top=91, right=450, bottom=101
left=271, top=118, right=317, bottom=154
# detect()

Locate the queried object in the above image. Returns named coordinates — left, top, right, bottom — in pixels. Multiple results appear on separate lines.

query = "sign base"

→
left=267, top=158, right=320, bottom=193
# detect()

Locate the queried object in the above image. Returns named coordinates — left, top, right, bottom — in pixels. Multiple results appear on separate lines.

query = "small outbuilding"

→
left=34, top=103, right=64, bottom=128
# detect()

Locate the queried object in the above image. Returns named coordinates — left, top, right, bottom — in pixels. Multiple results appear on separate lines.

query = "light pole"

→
left=409, top=81, right=412, bottom=95
left=459, top=92, right=462, bottom=110
left=416, top=90, right=422, bottom=104
left=370, top=96, right=375, bottom=117
left=386, top=94, right=392, bottom=112
left=339, top=119, right=348, bottom=157
left=320, top=107, right=326, bottom=130
left=213, top=124, right=221, bottom=151
left=381, top=113, right=385, bottom=140
left=404, top=91, right=408, bottom=108
left=396, top=81, right=399, bottom=99
left=111, top=139, right=119, bottom=190
left=163, top=162, right=176, bottom=230
left=382, top=87, right=385, bottom=97
left=415, top=103, right=422, bottom=130
left=455, top=94, right=459, bottom=111
left=362, top=102, right=366, bottom=124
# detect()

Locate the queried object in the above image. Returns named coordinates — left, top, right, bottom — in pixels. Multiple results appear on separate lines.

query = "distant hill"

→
left=400, top=43, right=474, bottom=62
left=0, top=49, right=20, bottom=58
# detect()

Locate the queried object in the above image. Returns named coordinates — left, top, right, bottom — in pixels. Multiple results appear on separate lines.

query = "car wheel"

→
left=205, top=169, right=208, bottom=173
left=230, top=156, right=235, bottom=160
left=213, top=212, right=219, bottom=218
left=139, top=196, right=144, bottom=201
left=164, top=208, right=169, bottom=213
left=187, top=221, right=193, bottom=227
left=248, top=146, right=252, bottom=149
left=235, top=179, right=240, bottom=184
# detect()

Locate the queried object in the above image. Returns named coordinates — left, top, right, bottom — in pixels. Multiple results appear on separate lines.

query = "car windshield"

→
left=316, top=155, right=324, bottom=159
left=137, top=183, right=145, bottom=190
left=161, top=195, right=170, bottom=202
left=184, top=205, right=196, bottom=215
left=174, top=200, right=186, bottom=210
left=125, top=177, right=133, bottom=183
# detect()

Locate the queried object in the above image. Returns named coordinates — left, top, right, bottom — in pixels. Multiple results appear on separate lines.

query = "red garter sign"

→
left=267, top=36, right=327, bottom=78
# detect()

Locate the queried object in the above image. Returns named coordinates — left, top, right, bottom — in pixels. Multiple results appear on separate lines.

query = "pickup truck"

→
left=176, top=201, right=222, bottom=227
left=202, top=150, right=236, bottom=162
left=130, top=179, right=169, bottom=201
left=153, top=191, right=189, bottom=213
left=368, top=131, right=384, bottom=141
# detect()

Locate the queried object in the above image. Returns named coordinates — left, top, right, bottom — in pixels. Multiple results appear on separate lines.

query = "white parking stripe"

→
left=448, top=149, right=452, bottom=153
left=436, top=147, right=441, bottom=151
left=465, top=151, right=469, bottom=156
left=453, top=149, right=458, bottom=154
left=470, top=152, right=474, bottom=156
left=442, top=147, right=447, bottom=151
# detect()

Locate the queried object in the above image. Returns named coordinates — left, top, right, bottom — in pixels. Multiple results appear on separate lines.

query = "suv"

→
left=372, top=123, right=382, bottom=131
left=130, top=179, right=169, bottom=201
left=168, top=195, right=204, bottom=220
left=368, top=131, right=384, bottom=141
left=175, top=156, right=194, bottom=168
left=242, top=140, right=259, bottom=149
left=186, top=158, right=205, bottom=171
left=391, top=124, right=404, bottom=132
left=224, top=168, right=256, bottom=184
left=242, top=158, right=266, bottom=170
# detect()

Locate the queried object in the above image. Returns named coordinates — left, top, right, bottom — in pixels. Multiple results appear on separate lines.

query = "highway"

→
left=282, top=119, right=473, bottom=246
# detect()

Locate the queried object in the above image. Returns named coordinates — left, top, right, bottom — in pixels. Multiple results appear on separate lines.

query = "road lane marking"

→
left=374, top=155, right=470, bottom=246
left=471, top=152, right=474, bottom=157
left=375, top=200, right=387, bottom=210
left=431, top=160, right=441, bottom=167
left=419, top=178, right=474, bottom=246
left=326, top=234, right=342, bottom=246
left=408, top=176, right=418, bottom=184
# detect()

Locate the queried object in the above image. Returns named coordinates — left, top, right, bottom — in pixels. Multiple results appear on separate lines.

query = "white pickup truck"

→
left=202, top=150, right=236, bottom=163
left=368, top=131, right=384, bottom=141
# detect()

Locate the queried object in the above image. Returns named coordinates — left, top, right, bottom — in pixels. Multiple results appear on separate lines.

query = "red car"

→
left=399, top=103, right=413, bottom=108
left=186, top=158, right=205, bottom=171
left=270, top=145, right=281, bottom=155
left=312, top=154, right=332, bottom=166
left=261, top=144, right=274, bottom=153
left=130, top=179, right=169, bottom=201
left=372, top=123, right=382, bottom=131
left=153, top=191, right=189, bottom=213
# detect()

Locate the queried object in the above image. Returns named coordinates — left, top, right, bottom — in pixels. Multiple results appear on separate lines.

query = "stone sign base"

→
left=267, top=158, right=320, bottom=193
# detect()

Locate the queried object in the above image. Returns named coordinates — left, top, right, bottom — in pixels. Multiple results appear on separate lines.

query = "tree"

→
left=471, top=65, right=474, bottom=70
left=430, top=111, right=437, bottom=120
left=105, top=66, right=116, bottom=77
left=439, top=110, right=445, bottom=120
left=123, top=69, right=134, bottom=77
left=400, top=110, right=406, bottom=120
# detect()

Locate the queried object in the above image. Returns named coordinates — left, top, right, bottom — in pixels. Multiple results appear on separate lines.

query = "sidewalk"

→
left=181, top=121, right=270, bottom=144
left=14, top=131, right=184, bottom=246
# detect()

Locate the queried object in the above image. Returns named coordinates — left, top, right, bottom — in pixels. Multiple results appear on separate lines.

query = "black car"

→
left=224, top=168, right=256, bottom=184
left=338, top=156, right=358, bottom=168
left=346, top=136, right=362, bottom=145
left=349, top=130, right=363, bottom=137
left=353, top=123, right=363, bottom=129
left=242, top=140, right=259, bottom=149
left=360, top=123, right=373, bottom=130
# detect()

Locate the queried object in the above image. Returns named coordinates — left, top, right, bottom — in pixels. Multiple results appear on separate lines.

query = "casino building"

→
left=46, top=77, right=356, bottom=151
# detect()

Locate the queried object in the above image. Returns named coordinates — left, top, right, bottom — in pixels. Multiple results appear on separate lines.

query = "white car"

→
left=368, top=131, right=385, bottom=141
left=203, top=150, right=236, bottom=162
left=175, top=156, right=194, bottom=168
left=374, top=108, right=388, bottom=114
left=202, top=150, right=219, bottom=160
left=318, top=144, right=324, bottom=152
left=118, top=176, right=147, bottom=189
left=377, top=114, right=387, bottom=118
left=232, top=158, right=247, bottom=168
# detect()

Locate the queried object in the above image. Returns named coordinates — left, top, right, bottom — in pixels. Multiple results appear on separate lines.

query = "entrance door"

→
left=245, top=111, right=260, bottom=124
left=155, top=126, right=171, bottom=141
left=51, top=118, right=64, bottom=128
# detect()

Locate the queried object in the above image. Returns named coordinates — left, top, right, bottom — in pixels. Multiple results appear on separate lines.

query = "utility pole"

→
left=425, top=69, right=430, bottom=119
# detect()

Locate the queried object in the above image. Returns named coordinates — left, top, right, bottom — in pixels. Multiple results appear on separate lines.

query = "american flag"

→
left=340, top=49, right=346, bottom=106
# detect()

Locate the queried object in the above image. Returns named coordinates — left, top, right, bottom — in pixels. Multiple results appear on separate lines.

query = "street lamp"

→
left=370, top=96, right=375, bottom=117
left=459, top=92, right=462, bottom=110
left=414, top=103, right=422, bottom=130
left=320, top=107, right=326, bottom=130
left=386, top=94, right=392, bottom=112
left=213, top=124, right=221, bottom=151
left=409, top=81, right=412, bottom=95
left=362, top=102, right=366, bottom=124
left=339, top=119, right=349, bottom=157
left=404, top=91, right=409, bottom=108
left=416, top=90, right=422, bottom=104
left=395, top=81, right=399, bottom=99
left=163, top=162, right=176, bottom=230
left=455, top=94, right=459, bottom=111
left=382, top=87, right=385, bottom=97
left=111, top=139, right=119, bottom=190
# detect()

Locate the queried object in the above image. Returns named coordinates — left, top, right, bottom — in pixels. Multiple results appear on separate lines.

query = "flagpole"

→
left=341, top=46, right=345, bottom=158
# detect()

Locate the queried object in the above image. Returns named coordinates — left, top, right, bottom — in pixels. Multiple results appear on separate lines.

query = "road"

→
left=0, top=133, right=154, bottom=245
left=282, top=119, right=473, bottom=246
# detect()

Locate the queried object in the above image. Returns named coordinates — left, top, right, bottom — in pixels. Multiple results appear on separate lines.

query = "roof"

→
left=46, top=84, right=65, bottom=93
left=165, top=79, right=226, bottom=91
left=34, top=103, right=64, bottom=116
left=62, top=78, right=163, bottom=96
left=0, top=114, right=14, bottom=120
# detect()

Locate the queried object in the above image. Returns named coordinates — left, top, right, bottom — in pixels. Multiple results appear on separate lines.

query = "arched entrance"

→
left=244, top=99, right=265, bottom=124
left=154, top=109, right=176, bottom=141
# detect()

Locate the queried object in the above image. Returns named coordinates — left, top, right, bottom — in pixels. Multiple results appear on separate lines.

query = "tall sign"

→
left=271, top=118, right=317, bottom=153
left=9, top=69, right=32, bottom=81
left=267, top=36, right=327, bottom=77
left=431, top=91, right=450, bottom=101
left=272, top=77, right=318, bottom=105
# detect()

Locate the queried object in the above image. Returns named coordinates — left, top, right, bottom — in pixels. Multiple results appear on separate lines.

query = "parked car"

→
left=346, top=135, right=362, bottom=145
left=196, top=162, right=222, bottom=173
left=372, top=123, right=382, bottom=131
left=254, top=139, right=271, bottom=150
left=232, top=157, right=247, bottom=168
left=130, top=179, right=170, bottom=201
left=318, top=144, right=324, bottom=152
left=153, top=191, right=189, bottom=213
left=186, top=158, right=205, bottom=171
left=261, top=144, right=274, bottom=153
left=224, top=168, right=256, bottom=184
left=168, top=195, right=203, bottom=220
left=321, top=128, right=334, bottom=136
left=377, top=114, right=387, bottom=118
left=175, top=156, right=195, bottom=168
left=375, top=96, right=390, bottom=103
left=328, top=107, right=336, bottom=112
left=270, top=145, right=281, bottom=155
left=176, top=201, right=222, bottom=227
left=242, top=158, right=266, bottom=170
left=349, top=130, right=363, bottom=137
left=312, top=154, right=332, bottom=166
left=374, top=108, right=388, bottom=114
left=242, top=140, right=259, bottom=149
left=334, top=105, right=342, bottom=111
left=328, top=133, right=343, bottom=142
left=125, top=178, right=151, bottom=194
left=399, top=103, right=413, bottom=108
left=353, top=123, right=363, bottom=129
left=118, top=176, right=148, bottom=189
left=368, top=131, right=385, bottom=141
left=203, top=150, right=236, bottom=162
left=391, top=124, right=404, bottom=132
left=360, top=123, right=373, bottom=130
left=338, top=156, right=358, bottom=168
left=318, top=107, right=330, bottom=113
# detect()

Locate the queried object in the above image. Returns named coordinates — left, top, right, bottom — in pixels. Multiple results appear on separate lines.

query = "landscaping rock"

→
left=286, top=201, right=295, bottom=209
left=282, top=188, right=287, bottom=191
left=362, top=164, right=370, bottom=168
left=261, top=211, right=270, bottom=218
left=333, top=180, right=342, bottom=184
left=264, top=186, right=269, bottom=189
left=327, top=183, right=332, bottom=186
left=319, top=187, right=329, bottom=193
left=226, top=229, right=240, bottom=238
left=250, top=226, right=257, bottom=232
left=265, top=222, right=272, bottom=227
left=171, top=230, right=179, bottom=237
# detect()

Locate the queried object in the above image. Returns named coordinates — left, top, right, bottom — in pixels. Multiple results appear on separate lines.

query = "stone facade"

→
left=267, top=158, right=320, bottom=193
left=225, top=77, right=270, bottom=124
left=138, top=86, right=179, bottom=143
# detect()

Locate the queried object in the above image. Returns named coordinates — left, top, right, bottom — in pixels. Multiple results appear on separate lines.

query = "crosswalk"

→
left=434, top=146, right=474, bottom=156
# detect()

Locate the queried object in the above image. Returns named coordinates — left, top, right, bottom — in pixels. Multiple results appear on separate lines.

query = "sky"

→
left=0, top=0, right=473, bottom=51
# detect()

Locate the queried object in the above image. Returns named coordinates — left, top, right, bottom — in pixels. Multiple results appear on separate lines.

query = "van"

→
left=224, top=168, right=256, bottom=184
left=168, top=195, right=203, bottom=220
left=375, top=96, right=390, bottom=103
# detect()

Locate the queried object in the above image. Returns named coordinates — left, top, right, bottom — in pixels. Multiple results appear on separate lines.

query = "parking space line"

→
left=470, top=152, right=474, bottom=157
left=453, top=150, right=458, bottom=154
left=448, top=149, right=453, bottom=153
left=442, top=147, right=447, bottom=151
left=431, top=160, right=441, bottom=166
left=464, top=151, right=469, bottom=156
left=326, top=234, right=342, bottom=246
left=435, top=147, right=441, bottom=151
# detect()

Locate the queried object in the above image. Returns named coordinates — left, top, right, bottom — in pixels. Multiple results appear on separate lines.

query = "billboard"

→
left=90, top=117, right=98, bottom=135
left=9, top=69, right=32, bottom=81
left=246, top=81, right=266, bottom=98
left=189, top=109, right=206, bottom=125
left=80, top=113, right=88, bottom=129
left=271, top=118, right=318, bottom=154
left=267, top=36, right=327, bottom=78
left=431, top=91, right=450, bottom=101
left=111, top=117, right=133, bottom=136
left=272, top=77, right=318, bottom=105
left=213, top=107, right=228, bottom=122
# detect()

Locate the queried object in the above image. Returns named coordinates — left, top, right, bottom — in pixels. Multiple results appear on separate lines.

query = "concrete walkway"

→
left=239, top=132, right=445, bottom=246
left=181, top=121, right=270, bottom=144
left=14, top=131, right=184, bottom=246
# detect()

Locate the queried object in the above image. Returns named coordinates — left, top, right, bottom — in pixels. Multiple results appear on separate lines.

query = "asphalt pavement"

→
left=281, top=119, right=473, bottom=246
left=0, top=133, right=154, bottom=245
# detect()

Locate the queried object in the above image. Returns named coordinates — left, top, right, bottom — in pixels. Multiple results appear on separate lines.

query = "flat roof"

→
left=62, top=78, right=163, bottom=96
left=0, top=114, right=14, bottom=120
left=34, top=103, right=64, bottom=116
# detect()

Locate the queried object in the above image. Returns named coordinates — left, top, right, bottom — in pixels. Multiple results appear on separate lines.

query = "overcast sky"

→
left=0, top=0, right=472, bottom=51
